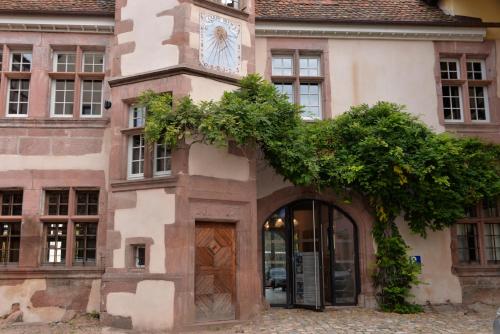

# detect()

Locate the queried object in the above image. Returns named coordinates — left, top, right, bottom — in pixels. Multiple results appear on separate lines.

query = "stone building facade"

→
left=0, top=0, right=498, bottom=331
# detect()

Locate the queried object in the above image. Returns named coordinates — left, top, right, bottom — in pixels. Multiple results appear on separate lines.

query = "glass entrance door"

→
left=291, top=201, right=323, bottom=310
left=263, top=200, right=358, bottom=308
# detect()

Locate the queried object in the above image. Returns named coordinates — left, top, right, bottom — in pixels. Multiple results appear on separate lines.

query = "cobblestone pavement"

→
left=0, top=305, right=497, bottom=334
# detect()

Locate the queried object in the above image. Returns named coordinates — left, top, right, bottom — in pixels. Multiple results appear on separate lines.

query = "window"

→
left=467, top=60, right=485, bottom=80
left=271, top=52, right=323, bottom=120
left=440, top=59, right=460, bottom=80
left=83, top=53, right=104, bottom=73
left=220, top=0, right=240, bottom=9
left=75, top=190, right=99, bottom=215
left=128, top=134, right=145, bottom=178
left=43, top=223, right=67, bottom=264
left=7, top=79, right=29, bottom=116
left=274, top=83, right=294, bottom=103
left=468, top=86, right=489, bottom=121
left=10, top=52, right=32, bottom=72
left=45, top=190, right=69, bottom=216
left=0, top=222, right=21, bottom=264
left=74, top=223, right=97, bottom=265
left=51, top=80, right=74, bottom=116
left=299, top=56, right=320, bottom=76
left=1, top=191, right=23, bottom=216
left=54, top=53, right=76, bottom=72
left=129, top=106, right=146, bottom=128
left=134, top=245, right=146, bottom=268
left=300, top=83, right=321, bottom=120
left=154, top=142, right=171, bottom=176
left=438, top=55, right=492, bottom=124
left=454, top=197, right=500, bottom=267
left=80, top=80, right=102, bottom=117
left=442, top=85, right=462, bottom=121
left=457, top=224, right=479, bottom=263
left=272, top=56, right=293, bottom=76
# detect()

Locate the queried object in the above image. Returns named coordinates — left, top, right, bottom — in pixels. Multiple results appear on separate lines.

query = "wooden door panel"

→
left=195, top=223, right=236, bottom=322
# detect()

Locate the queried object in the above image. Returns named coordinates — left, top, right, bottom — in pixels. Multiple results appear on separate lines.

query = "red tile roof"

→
left=255, top=0, right=483, bottom=26
left=0, top=0, right=114, bottom=17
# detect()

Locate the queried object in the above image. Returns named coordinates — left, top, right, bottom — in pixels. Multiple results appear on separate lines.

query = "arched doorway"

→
left=262, top=199, right=359, bottom=309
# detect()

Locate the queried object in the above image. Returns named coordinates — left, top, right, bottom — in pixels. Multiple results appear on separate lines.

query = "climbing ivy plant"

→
left=140, top=74, right=500, bottom=313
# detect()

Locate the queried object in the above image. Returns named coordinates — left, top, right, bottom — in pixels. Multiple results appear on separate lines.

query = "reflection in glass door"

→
left=263, top=200, right=358, bottom=308
left=263, top=208, right=288, bottom=305
left=292, top=201, right=323, bottom=310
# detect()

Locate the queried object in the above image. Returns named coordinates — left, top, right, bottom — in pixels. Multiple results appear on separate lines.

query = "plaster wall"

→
left=106, top=280, right=175, bottom=331
left=188, top=143, right=250, bottom=182
left=256, top=161, right=292, bottom=200
left=117, top=0, right=180, bottom=76
left=328, top=39, right=444, bottom=132
left=187, top=75, right=238, bottom=102
left=398, top=219, right=462, bottom=304
left=113, top=189, right=175, bottom=273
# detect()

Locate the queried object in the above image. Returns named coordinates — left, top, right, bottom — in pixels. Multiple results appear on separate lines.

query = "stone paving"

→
left=0, top=304, right=497, bottom=334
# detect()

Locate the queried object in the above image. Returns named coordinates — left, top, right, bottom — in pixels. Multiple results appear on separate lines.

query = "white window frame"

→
left=466, top=59, right=486, bottom=81
left=80, top=80, right=103, bottom=117
left=440, top=58, right=461, bottom=80
left=127, top=134, right=145, bottom=180
left=272, top=55, right=294, bottom=76
left=299, top=56, right=321, bottom=77
left=82, top=52, right=105, bottom=73
left=6, top=79, right=30, bottom=118
left=128, top=106, right=146, bottom=128
left=299, top=83, right=322, bottom=121
left=153, top=142, right=172, bottom=177
left=53, top=52, right=76, bottom=73
left=134, top=245, right=146, bottom=268
left=442, top=85, right=463, bottom=123
left=469, top=86, right=490, bottom=123
left=50, top=79, right=74, bottom=118
left=10, top=51, right=32, bottom=72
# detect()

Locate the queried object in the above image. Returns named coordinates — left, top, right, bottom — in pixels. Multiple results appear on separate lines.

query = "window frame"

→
left=80, top=79, right=103, bottom=118
left=75, top=190, right=99, bottom=216
left=127, top=134, right=145, bottom=179
left=6, top=78, right=30, bottom=118
left=466, top=59, right=486, bottom=81
left=468, top=85, right=490, bottom=123
left=82, top=52, right=105, bottom=73
left=453, top=197, right=500, bottom=269
left=0, top=222, right=21, bottom=265
left=134, top=244, right=146, bottom=269
left=441, top=85, right=464, bottom=123
left=271, top=50, right=324, bottom=120
left=73, top=222, right=98, bottom=265
left=50, top=79, right=75, bottom=118
left=44, top=189, right=70, bottom=216
left=10, top=51, right=32, bottom=72
left=42, top=222, right=68, bottom=265
left=153, top=141, right=172, bottom=177
left=440, top=58, right=461, bottom=80
left=1, top=190, right=23, bottom=217
left=53, top=52, right=76, bottom=73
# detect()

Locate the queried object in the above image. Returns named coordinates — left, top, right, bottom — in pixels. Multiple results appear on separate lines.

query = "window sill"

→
left=0, top=266, right=104, bottom=278
left=0, top=117, right=109, bottom=128
left=0, top=215, right=23, bottom=222
left=193, top=0, right=249, bottom=21
left=111, top=175, right=178, bottom=192
left=453, top=265, right=500, bottom=276
left=444, top=122, right=499, bottom=132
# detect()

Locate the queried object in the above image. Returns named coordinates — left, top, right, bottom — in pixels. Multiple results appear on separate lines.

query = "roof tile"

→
left=255, top=0, right=483, bottom=26
left=0, top=0, right=114, bottom=16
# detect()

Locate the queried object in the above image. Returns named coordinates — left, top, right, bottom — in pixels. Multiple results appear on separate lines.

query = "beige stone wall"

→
left=113, top=189, right=175, bottom=273
left=328, top=39, right=443, bottom=132
left=117, top=0, right=180, bottom=76
left=398, top=219, right=462, bottom=304
left=106, top=280, right=175, bottom=330
left=187, top=75, right=238, bottom=102
left=188, top=143, right=250, bottom=182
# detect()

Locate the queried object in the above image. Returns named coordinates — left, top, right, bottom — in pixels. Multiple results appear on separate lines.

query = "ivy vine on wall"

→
left=140, top=74, right=500, bottom=313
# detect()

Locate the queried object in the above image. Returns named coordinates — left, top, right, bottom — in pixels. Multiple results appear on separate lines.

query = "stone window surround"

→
left=263, top=38, right=332, bottom=120
left=0, top=44, right=107, bottom=119
left=451, top=200, right=500, bottom=276
left=121, top=101, right=173, bottom=182
left=124, top=237, right=153, bottom=273
left=40, top=187, right=102, bottom=268
left=434, top=41, right=499, bottom=129
left=271, top=49, right=325, bottom=120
